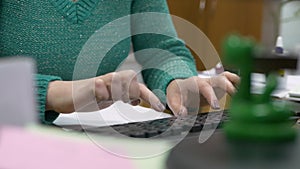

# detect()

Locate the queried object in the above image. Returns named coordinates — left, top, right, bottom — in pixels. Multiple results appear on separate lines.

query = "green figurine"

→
left=223, top=35, right=296, bottom=142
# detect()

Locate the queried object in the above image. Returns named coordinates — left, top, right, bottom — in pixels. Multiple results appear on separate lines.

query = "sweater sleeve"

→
left=35, top=74, right=62, bottom=125
left=130, top=0, right=198, bottom=103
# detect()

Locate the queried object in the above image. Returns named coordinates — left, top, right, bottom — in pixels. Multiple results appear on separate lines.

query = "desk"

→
left=0, top=125, right=170, bottom=169
left=1, top=94, right=231, bottom=169
left=2, top=98, right=300, bottom=169
left=167, top=129, right=300, bottom=169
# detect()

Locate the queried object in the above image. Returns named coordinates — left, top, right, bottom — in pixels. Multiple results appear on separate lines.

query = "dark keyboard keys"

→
left=57, top=109, right=300, bottom=139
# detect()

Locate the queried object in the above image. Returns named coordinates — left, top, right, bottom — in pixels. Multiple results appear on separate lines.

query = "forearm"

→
left=131, top=0, right=198, bottom=101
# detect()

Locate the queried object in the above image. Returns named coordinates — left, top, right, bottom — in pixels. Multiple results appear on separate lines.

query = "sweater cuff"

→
left=35, top=74, right=62, bottom=125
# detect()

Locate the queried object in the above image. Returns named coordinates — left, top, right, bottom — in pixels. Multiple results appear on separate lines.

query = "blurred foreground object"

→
left=223, top=34, right=298, bottom=142
left=0, top=57, right=37, bottom=126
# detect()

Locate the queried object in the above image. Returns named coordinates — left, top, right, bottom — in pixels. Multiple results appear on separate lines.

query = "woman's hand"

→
left=46, top=70, right=165, bottom=113
left=166, top=71, right=240, bottom=116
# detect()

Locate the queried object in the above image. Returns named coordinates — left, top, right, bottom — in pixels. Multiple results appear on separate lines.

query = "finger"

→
left=224, top=78, right=236, bottom=95
left=197, top=79, right=220, bottom=109
left=126, top=72, right=140, bottom=101
left=166, top=80, right=188, bottom=116
left=209, top=75, right=232, bottom=97
left=215, top=72, right=239, bottom=95
left=95, top=78, right=111, bottom=108
left=95, top=78, right=110, bottom=101
left=117, top=70, right=140, bottom=103
left=167, top=90, right=182, bottom=116
left=139, top=84, right=165, bottom=112
left=110, top=72, right=124, bottom=101
left=100, top=70, right=140, bottom=104
left=223, top=71, right=240, bottom=87
left=99, top=72, right=124, bottom=101
left=167, top=94, right=188, bottom=117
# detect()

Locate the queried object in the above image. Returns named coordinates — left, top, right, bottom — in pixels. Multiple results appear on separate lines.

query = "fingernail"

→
left=130, top=99, right=141, bottom=106
left=178, top=107, right=186, bottom=116
left=157, top=102, right=165, bottom=112
left=212, top=100, right=220, bottom=109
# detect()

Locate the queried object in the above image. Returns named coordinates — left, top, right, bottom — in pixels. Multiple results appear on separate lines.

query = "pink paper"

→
left=0, top=127, right=134, bottom=169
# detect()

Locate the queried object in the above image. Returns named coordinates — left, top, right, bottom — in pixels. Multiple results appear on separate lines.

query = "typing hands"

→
left=46, top=70, right=239, bottom=116
left=166, top=71, right=240, bottom=116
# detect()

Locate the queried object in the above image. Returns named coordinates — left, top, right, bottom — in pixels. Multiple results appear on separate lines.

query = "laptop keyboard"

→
left=58, top=110, right=230, bottom=138
left=56, top=109, right=300, bottom=139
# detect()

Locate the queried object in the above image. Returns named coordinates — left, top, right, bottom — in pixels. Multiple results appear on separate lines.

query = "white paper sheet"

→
left=54, top=101, right=172, bottom=127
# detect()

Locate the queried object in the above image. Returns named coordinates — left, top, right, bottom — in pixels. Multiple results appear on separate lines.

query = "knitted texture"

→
left=34, top=74, right=62, bottom=124
left=0, top=0, right=198, bottom=124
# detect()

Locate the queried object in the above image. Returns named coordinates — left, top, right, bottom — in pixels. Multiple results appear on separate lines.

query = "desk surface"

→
left=4, top=118, right=300, bottom=169
left=0, top=125, right=171, bottom=169
left=2, top=98, right=300, bottom=169
left=167, top=130, right=300, bottom=169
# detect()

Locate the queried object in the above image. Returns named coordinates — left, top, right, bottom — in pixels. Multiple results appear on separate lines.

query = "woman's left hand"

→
left=166, top=71, right=240, bottom=116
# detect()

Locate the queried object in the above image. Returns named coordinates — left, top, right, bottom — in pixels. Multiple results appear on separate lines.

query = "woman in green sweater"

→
left=0, top=0, right=239, bottom=124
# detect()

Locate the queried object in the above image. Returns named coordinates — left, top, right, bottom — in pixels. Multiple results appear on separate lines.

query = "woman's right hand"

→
left=46, top=70, right=165, bottom=113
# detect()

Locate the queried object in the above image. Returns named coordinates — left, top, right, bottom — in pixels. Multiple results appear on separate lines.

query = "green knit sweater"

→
left=0, top=0, right=198, bottom=124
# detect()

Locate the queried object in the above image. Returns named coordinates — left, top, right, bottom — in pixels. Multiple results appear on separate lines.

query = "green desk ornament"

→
left=222, top=34, right=297, bottom=142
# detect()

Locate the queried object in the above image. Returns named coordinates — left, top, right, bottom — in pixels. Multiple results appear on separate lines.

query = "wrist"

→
left=45, top=80, right=63, bottom=111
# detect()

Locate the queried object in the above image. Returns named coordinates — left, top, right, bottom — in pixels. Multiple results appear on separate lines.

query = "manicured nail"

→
left=212, top=100, right=220, bottom=109
left=157, top=102, right=165, bottom=112
left=178, top=107, right=186, bottom=116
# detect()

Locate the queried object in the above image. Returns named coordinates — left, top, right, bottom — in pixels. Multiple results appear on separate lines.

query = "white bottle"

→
left=275, top=36, right=288, bottom=90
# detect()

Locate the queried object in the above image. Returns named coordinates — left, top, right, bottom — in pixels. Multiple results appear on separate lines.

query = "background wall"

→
left=167, top=0, right=264, bottom=70
left=261, top=0, right=279, bottom=49
left=280, top=1, right=300, bottom=50
left=122, top=0, right=300, bottom=73
left=262, top=0, right=300, bottom=51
